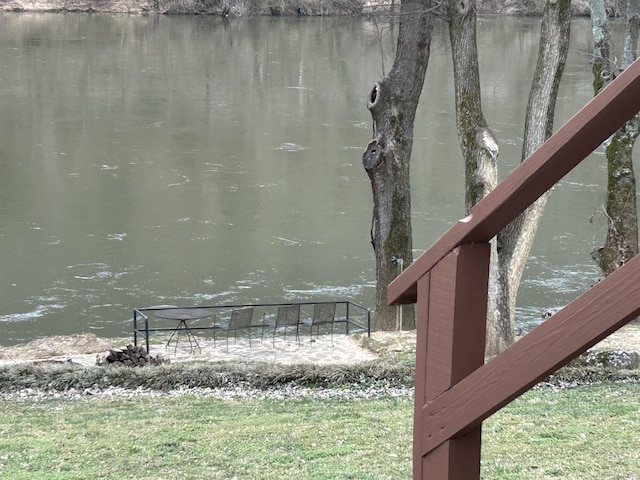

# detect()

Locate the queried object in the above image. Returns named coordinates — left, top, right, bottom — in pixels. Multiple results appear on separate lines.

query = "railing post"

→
left=133, top=310, right=138, bottom=347
left=414, top=244, right=490, bottom=479
left=144, top=316, right=150, bottom=353
left=346, top=302, right=350, bottom=334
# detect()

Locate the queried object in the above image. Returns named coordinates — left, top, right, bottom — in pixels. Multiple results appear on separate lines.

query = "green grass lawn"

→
left=0, top=382, right=639, bottom=479
left=483, top=383, right=640, bottom=479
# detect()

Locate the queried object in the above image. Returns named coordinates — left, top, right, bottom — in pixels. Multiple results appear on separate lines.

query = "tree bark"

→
left=496, top=0, right=572, bottom=352
left=363, top=0, right=433, bottom=330
left=447, top=1, right=497, bottom=213
left=446, top=0, right=501, bottom=354
left=591, top=0, right=611, bottom=93
left=590, top=0, right=640, bottom=276
left=447, top=0, right=571, bottom=355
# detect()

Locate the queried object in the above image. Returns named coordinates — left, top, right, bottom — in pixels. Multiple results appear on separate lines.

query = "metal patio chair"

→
left=271, top=304, right=301, bottom=346
left=301, top=303, right=337, bottom=345
left=214, top=307, right=257, bottom=352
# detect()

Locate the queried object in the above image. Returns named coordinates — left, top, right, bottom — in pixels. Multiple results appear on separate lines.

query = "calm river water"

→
left=0, top=13, right=622, bottom=344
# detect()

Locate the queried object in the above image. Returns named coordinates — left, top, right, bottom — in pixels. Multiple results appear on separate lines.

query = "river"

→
left=0, top=13, right=622, bottom=344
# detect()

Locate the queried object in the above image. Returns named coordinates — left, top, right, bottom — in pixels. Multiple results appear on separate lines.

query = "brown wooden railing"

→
left=388, top=58, right=640, bottom=479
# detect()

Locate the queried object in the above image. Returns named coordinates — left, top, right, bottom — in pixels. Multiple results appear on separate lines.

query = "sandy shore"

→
left=2, top=324, right=639, bottom=368
left=0, top=332, right=379, bottom=367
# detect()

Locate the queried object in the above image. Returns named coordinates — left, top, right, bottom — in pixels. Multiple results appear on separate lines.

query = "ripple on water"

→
left=277, top=142, right=305, bottom=152
left=0, top=303, right=64, bottom=323
left=284, top=283, right=368, bottom=300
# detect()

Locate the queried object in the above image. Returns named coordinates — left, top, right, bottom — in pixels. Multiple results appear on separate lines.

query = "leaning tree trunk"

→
left=496, top=0, right=572, bottom=350
left=447, top=0, right=500, bottom=353
left=590, top=0, right=640, bottom=276
left=363, top=0, right=433, bottom=330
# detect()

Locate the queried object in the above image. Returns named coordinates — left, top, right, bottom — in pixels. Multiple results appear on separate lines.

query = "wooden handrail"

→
left=399, top=56, right=640, bottom=479
left=389, top=57, right=640, bottom=305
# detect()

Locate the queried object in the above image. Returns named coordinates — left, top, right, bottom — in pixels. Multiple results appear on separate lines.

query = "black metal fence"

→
left=133, top=301, right=371, bottom=353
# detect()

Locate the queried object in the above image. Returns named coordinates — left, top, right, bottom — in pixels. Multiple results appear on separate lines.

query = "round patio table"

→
left=154, top=308, right=211, bottom=353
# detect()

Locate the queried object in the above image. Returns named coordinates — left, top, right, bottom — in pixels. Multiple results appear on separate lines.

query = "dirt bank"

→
left=0, top=333, right=113, bottom=361
left=0, top=0, right=595, bottom=16
left=2, top=326, right=640, bottom=365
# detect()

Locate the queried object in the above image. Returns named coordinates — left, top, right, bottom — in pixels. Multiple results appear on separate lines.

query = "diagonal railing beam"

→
left=389, top=57, right=640, bottom=305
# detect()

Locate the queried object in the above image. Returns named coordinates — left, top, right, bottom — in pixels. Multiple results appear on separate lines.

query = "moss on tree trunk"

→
left=363, top=0, right=434, bottom=331
left=590, top=0, right=640, bottom=277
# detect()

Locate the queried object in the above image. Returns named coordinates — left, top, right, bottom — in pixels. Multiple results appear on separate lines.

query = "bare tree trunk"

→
left=363, top=0, right=433, bottom=330
left=496, top=0, right=572, bottom=351
left=447, top=1, right=497, bottom=212
left=448, top=0, right=570, bottom=355
left=590, top=0, right=640, bottom=276
left=446, top=0, right=501, bottom=353
left=591, top=0, right=611, bottom=93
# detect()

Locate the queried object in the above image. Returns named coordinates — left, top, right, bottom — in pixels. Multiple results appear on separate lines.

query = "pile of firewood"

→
left=97, top=344, right=168, bottom=367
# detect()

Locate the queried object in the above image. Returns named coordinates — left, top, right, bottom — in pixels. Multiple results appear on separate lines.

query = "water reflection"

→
left=0, top=14, right=611, bottom=344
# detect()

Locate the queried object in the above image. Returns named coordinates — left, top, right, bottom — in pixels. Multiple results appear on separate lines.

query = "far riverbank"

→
left=0, top=0, right=596, bottom=17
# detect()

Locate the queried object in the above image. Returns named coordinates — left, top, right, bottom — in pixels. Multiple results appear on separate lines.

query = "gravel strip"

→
left=0, top=385, right=415, bottom=402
